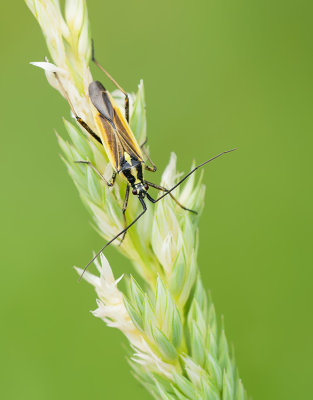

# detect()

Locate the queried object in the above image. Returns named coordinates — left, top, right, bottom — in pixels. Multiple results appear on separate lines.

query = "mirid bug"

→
left=54, top=43, right=236, bottom=277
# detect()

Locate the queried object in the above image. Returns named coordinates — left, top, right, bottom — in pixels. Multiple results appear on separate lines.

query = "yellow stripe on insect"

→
left=54, top=47, right=207, bottom=279
left=124, top=152, right=132, bottom=164
left=124, top=151, right=139, bottom=182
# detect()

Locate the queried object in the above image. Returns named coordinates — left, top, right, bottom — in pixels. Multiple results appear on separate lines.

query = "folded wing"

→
left=89, top=81, right=144, bottom=172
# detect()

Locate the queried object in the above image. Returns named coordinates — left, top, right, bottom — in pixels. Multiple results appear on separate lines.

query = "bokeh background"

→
left=1, top=0, right=313, bottom=399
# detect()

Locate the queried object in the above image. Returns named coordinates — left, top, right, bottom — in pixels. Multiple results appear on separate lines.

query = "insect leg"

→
left=143, top=153, right=157, bottom=172
left=140, top=138, right=148, bottom=148
left=76, top=117, right=102, bottom=145
left=79, top=197, right=147, bottom=280
left=91, top=40, right=129, bottom=122
left=119, top=185, right=130, bottom=245
left=75, top=161, right=116, bottom=187
left=145, top=164, right=157, bottom=172
left=150, top=149, right=237, bottom=204
left=145, top=181, right=197, bottom=214
left=140, top=138, right=157, bottom=172
left=53, top=72, right=102, bottom=144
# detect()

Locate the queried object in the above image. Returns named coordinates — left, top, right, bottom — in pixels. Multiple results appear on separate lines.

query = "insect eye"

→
left=144, top=183, right=149, bottom=191
left=132, top=188, right=137, bottom=195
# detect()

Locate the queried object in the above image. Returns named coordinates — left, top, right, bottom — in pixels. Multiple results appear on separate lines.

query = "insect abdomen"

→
left=121, top=152, right=144, bottom=186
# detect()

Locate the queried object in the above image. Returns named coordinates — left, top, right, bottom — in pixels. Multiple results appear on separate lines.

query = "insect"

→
left=55, top=43, right=236, bottom=277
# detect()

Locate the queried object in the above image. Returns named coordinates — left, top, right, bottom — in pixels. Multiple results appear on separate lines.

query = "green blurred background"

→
left=1, top=0, right=312, bottom=398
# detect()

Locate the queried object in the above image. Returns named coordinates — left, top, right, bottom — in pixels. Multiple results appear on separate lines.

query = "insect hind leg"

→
left=53, top=71, right=102, bottom=144
left=76, top=117, right=102, bottom=144
left=91, top=40, right=129, bottom=122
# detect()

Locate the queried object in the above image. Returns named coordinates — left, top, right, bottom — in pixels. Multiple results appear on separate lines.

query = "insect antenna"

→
left=79, top=149, right=236, bottom=280
left=79, top=198, right=147, bottom=281
left=150, top=149, right=237, bottom=204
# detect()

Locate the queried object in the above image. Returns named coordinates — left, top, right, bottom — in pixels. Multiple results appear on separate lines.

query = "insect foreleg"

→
left=75, top=161, right=116, bottom=187
left=145, top=181, right=197, bottom=214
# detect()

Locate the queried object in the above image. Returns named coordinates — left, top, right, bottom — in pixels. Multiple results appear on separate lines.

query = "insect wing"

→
left=113, top=105, right=143, bottom=162
left=89, top=81, right=114, bottom=122
left=89, top=81, right=144, bottom=171
left=96, top=114, right=124, bottom=171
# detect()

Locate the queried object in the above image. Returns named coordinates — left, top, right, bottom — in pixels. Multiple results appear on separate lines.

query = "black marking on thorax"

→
left=120, top=154, right=144, bottom=187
